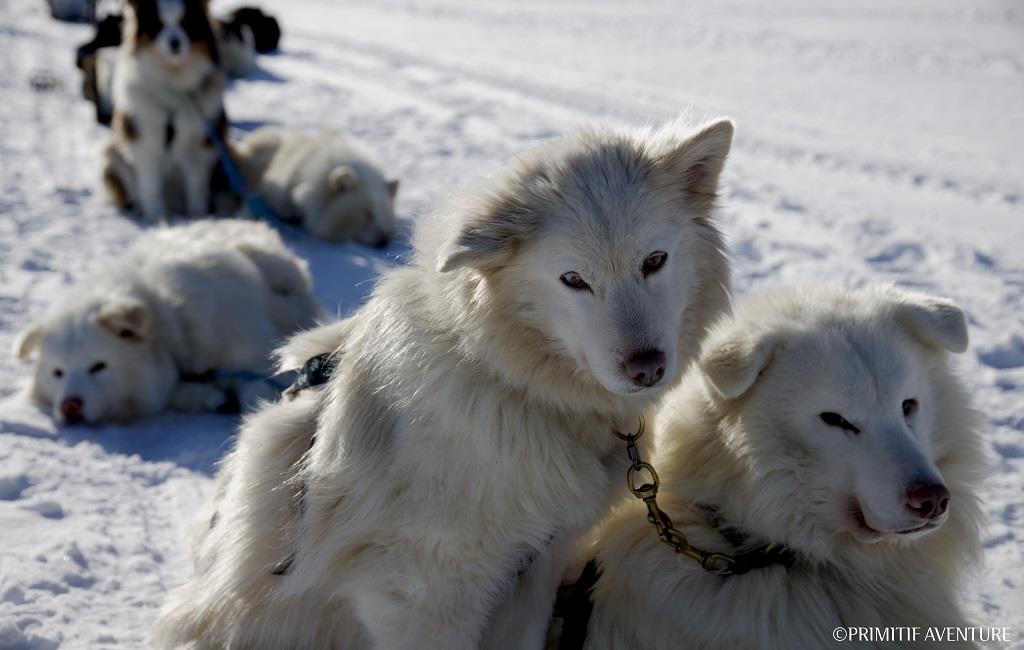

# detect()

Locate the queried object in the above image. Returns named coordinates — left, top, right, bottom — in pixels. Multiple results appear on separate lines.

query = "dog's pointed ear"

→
left=653, top=118, right=734, bottom=210
left=98, top=299, right=151, bottom=342
left=893, top=293, right=968, bottom=353
left=436, top=195, right=538, bottom=273
left=386, top=179, right=399, bottom=200
left=13, top=324, right=42, bottom=361
left=436, top=228, right=495, bottom=274
left=328, top=166, right=360, bottom=194
left=701, top=329, right=776, bottom=399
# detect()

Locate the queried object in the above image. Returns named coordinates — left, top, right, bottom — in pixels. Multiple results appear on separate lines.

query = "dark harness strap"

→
left=284, top=352, right=338, bottom=398
left=693, top=503, right=797, bottom=574
left=265, top=353, right=339, bottom=576
left=179, top=368, right=217, bottom=383
left=555, top=560, right=600, bottom=650
left=555, top=508, right=797, bottom=649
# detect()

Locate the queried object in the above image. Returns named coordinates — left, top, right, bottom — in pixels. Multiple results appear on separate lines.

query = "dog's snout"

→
left=623, top=350, right=667, bottom=388
left=906, top=481, right=950, bottom=519
left=59, top=396, right=85, bottom=424
left=168, top=36, right=182, bottom=54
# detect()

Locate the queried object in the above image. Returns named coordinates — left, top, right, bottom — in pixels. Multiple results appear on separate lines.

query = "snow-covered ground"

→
left=1, top=0, right=1022, bottom=646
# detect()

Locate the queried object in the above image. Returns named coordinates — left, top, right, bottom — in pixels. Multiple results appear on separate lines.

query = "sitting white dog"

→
left=13, top=220, right=322, bottom=424
left=155, top=117, right=735, bottom=649
left=234, top=127, right=399, bottom=246
left=574, top=285, right=986, bottom=650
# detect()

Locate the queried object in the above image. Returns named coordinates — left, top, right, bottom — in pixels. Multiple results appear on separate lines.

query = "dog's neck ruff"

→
left=614, top=418, right=796, bottom=576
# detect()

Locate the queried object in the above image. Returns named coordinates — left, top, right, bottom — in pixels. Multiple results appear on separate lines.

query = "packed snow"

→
left=1, top=0, right=1022, bottom=647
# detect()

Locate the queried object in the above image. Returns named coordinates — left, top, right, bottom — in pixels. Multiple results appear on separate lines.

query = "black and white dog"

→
left=217, top=6, right=281, bottom=77
left=76, top=14, right=123, bottom=125
left=102, top=0, right=227, bottom=221
left=77, top=6, right=279, bottom=125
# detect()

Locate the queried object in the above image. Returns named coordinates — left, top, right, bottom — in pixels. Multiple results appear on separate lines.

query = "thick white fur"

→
left=155, top=117, right=734, bottom=648
left=106, top=0, right=225, bottom=222
left=14, top=220, right=321, bottom=424
left=584, top=285, right=987, bottom=650
left=234, top=127, right=399, bottom=246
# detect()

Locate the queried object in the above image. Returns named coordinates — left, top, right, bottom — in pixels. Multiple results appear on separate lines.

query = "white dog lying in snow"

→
left=572, top=285, right=986, bottom=650
left=234, top=127, right=399, bottom=246
left=14, top=220, right=322, bottom=424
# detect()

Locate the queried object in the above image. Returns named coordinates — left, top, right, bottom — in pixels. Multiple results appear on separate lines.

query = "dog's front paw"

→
left=171, top=382, right=229, bottom=413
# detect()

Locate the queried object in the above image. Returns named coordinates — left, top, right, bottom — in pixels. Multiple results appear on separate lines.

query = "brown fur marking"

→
left=103, top=165, right=131, bottom=210
left=114, top=112, right=138, bottom=142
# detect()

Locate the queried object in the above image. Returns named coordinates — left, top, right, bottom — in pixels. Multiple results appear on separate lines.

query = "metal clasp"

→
left=616, top=416, right=742, bottom=577
left=627, top=463, right=659, bottom=498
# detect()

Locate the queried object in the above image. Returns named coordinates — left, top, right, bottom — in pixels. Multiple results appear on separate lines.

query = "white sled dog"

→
left=155, top=116, right=735, bottom=649
left=234, top=127, right=399, bottom=246
left=14, top=221, right=321, bottom=425
left=578, top=285, right=986, bottom=650
left=102, top=0, right=227, bottom=221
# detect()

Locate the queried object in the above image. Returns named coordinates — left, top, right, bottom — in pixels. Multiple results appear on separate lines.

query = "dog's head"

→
left=434, top=118, right=732, bottom=397
left=125, top=0, right=218, bottom=69
left=14, top=299, right=176, bottom=424
left=296, top=165, right=399, bottom=248
left=698, top=286, right=975, bottom=547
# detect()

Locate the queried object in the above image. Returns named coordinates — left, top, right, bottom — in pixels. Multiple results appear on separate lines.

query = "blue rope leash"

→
left=209, top=368, right=296, bottom=393
left=182, top=97, right=302, bottom=396
left=189, top=93, right=298, bottom=232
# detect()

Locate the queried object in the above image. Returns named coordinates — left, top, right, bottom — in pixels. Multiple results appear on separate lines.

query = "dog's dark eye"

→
left=560, top=272, right=591, bottom=292
left=89, top=362, right=107, bottom=375
left=902, top=399, right=919, bottom=417
left=820, top=412, right=860, bottom=434
left=119, top=329, right=136, bottom=340
left=642, top=251, right=668, bottom=277
left=53, top=368, right=64, bottom=379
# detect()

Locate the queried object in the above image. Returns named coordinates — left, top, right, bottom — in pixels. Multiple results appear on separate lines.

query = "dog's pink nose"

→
left=59, top=396, right=85, bottom=424
left=623, top=350, right=666, bottom=388
left=906, top=481, right=950, bottom=519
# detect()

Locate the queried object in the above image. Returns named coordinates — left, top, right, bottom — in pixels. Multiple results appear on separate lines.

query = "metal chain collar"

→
left=615, top=418, right=742, bottom=576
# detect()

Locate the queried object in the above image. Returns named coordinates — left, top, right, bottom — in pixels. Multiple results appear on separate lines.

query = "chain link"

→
left=615, top=418, right=740, bottom=576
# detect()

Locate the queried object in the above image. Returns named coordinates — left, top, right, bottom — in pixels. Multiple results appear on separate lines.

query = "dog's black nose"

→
left=59, top=396, right=85, bottom=424
left=906, top=481, right=950, bottom=519
left=623, top=350, right=667, bottom=388
left=168, top=36, right=182, bottom=53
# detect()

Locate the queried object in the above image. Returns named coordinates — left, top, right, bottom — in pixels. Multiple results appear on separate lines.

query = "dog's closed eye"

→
left=89, top=362, right=107, bottom=375
left=820, top=411, right=860, bottom=434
